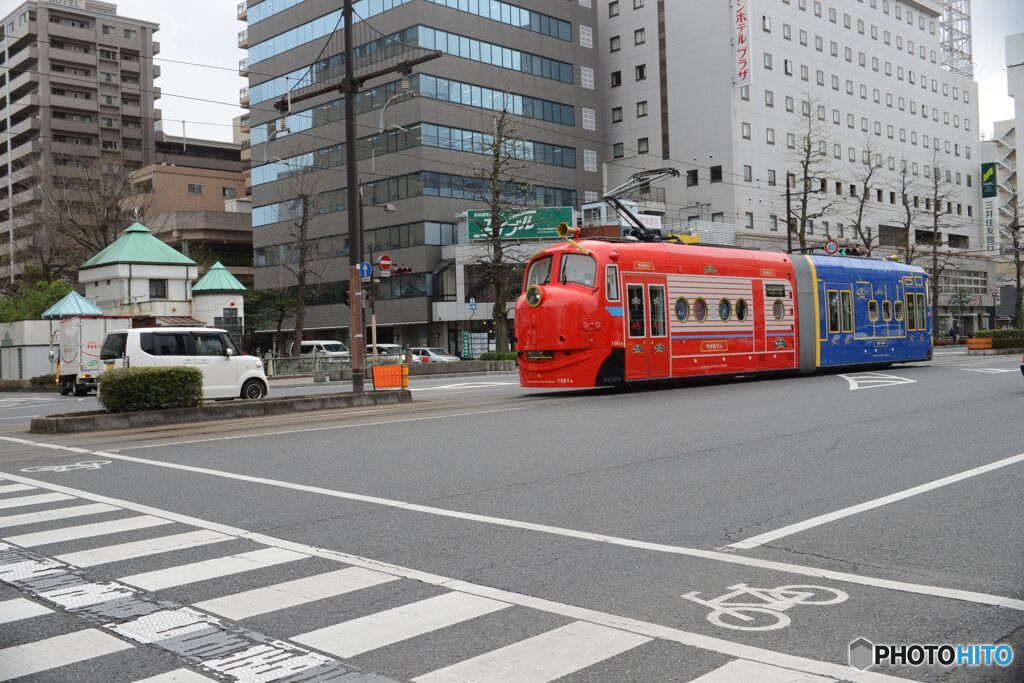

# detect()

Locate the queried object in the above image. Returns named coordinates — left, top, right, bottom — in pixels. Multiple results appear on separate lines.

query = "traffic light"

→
left=392, top=265, right=412, bottom=275
left=342, top=289, right=350, bottom=307
left=837, top=246, right=865, bottom=257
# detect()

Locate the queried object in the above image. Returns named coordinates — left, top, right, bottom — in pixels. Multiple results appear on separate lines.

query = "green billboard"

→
left=981, top=163, right=997, bottom=199
left=468, top=207, right=573, bottom=241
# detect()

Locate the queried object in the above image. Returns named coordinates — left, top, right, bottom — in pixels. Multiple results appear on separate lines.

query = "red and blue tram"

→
left=515, top=238, right=932, bottom=388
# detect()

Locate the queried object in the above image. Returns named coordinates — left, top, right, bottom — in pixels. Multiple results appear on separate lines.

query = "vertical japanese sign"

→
left=733, top=0, right=752, bottom=87
left=981, top=163, right=998, bottom=254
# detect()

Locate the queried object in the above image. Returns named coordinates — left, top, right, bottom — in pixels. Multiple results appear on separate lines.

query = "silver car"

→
left=410, top=347, right=461, bottom=363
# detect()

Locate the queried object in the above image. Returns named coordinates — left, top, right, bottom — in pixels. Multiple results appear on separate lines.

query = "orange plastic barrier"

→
left=966, top=337, right=992, bottom=350
left=372, top=364, right=410, bottom=389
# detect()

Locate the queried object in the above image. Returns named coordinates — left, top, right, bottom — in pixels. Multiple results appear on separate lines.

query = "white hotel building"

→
left=599, top=0, right=994, bottom=332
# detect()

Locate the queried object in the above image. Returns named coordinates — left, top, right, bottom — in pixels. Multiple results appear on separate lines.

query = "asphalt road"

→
left=0, top=350, right=1021, bottom=682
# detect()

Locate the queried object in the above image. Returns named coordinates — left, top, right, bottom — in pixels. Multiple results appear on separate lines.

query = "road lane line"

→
left=0, top=492, right=73, bottom=509
left=56, top=529, right=233, bottom=567
left=120, top=547, right=308, bottom=591
left=0, top=470, right=912, bottom=683
left=0, top=597, right=51, bottom=624
left=412, top=620, right=651, bottom=683
left=1, top=439, right=1021, bottom=613
left=133, top=669, right=216, bottom=683
left=0, top=484, right=35, bottom=495
left=109, top=406, right=530, bottom=451
left=727, top=451, right=1024, bottom=550
left=0, top=503, right=120, bottom=529
left=194, top=566, right=399, bottom=620
left=4, top=516, right=173, bottom=548
left=0, top=629, right=133, bottom=680
left=690, top=660, right=834, bottom=682
left=293, top=592, right=510, bottom=658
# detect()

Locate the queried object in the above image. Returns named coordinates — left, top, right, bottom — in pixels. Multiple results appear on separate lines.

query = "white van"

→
left=100, top=327, right=269, bottom=400
left=299, top=340, right=349, bottom=358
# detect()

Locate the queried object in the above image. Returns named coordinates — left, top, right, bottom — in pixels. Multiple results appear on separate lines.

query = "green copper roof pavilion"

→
left=80, top=223, right=196, bottom=269
left=192, top=261, right=247, bottom=293
left=41, top=291, right=105, bottom=318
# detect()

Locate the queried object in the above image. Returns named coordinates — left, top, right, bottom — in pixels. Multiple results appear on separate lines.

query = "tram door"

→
left=624, top=276, right=670, bottom=381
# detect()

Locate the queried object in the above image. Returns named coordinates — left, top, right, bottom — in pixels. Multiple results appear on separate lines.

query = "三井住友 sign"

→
left=734, top=0, right=752, bottom=87
left=468, top=208, right=574, bottom=241
left=981, top=163, right=998, bottom=254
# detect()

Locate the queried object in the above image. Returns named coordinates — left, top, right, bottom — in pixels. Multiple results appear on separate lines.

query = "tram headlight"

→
left=526, top=285, right=543, bottom=308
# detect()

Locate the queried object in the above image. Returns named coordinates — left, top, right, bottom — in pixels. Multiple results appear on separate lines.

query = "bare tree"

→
left=849, top=138, right=884, bottom=256
left=895, top=162, right=923, bottom=265
left=789, top=95, right=838, bottom=251
left=471, top=108, right=530, bottom=353
left=924, top=151, right=962, bottom=340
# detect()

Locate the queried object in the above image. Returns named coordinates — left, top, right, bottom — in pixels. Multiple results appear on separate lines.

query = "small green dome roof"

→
left=192, top=261, right=247, bottom=293
left=81, top=223, right=196, bottom=269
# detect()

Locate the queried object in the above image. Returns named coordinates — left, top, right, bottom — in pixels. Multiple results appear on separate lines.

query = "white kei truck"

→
left=51, top=316, right=132, bottom=396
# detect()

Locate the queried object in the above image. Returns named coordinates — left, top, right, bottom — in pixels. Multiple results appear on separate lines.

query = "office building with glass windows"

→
left=241, top=0, right=603, bottom=352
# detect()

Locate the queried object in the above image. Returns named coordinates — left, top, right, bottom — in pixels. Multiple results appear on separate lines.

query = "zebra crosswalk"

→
left=0, top=476, right=869, bottom=682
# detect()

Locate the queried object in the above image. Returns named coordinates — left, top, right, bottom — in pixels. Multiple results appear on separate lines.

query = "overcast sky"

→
left=111, top=0, right=1021, bottom=143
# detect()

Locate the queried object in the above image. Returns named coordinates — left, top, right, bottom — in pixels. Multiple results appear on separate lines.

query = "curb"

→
left=29, top=390, right=413, bottom=435
left=270, top=369, right=519, bottom=389
left=966, top=348, right=1024, bottom=356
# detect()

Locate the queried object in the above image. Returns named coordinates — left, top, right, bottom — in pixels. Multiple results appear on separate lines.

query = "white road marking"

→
left=727, top=451, right=1024, bottom=550
left=0, top=503, right=120, bottom=529
left=4, top=515, right=173, bottom=548
left=56, top=529, right=233, bottom=568
left=202, top=644, right=331, bottom=681
left=0, top=484, right=35, bottom=495
left=963, top=368, right=1018, bottom=374
left=0, top=629, right=133, bottom=681
left=412, top=620, right=650, bottom=683
left=133, top=669, right=216, bottom=683
left=293, top=592, right=510, bottom=658
left=0, top=597, right=51, bottom=624
left=41, top=581, right=137, bottom=610
left=112, top=608, right=216, bottom=644
left=110, top=406, right=530, bottom=451
left=0, top=492, right=73, bottom=509
left=839, top=372, right=917, bottom=390
left=2, top=439, right=1016, bottom=613
left=120, top=547, right=308, bottom=591
left=690, top=660, right=834, bottom=682
left=194, top=566, right=398, bottom=620
left=0, top=471, right=912, bottom=683
left=410, top=381, right=517, bottom=392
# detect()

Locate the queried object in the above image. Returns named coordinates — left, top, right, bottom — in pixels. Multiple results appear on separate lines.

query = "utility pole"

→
left=786, top=181, right=793, bottom=254
left=342, top=0, right=365, bottom=393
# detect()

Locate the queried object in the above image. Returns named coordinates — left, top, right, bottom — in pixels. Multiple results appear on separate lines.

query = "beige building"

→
left=0, top=0, right=161, bottom=281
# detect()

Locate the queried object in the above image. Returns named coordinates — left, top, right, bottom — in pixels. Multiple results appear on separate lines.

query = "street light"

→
left=260, top=123, right=292, bottom=165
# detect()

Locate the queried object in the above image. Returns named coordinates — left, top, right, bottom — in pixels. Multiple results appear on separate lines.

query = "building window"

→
left=770, top=214, right=779, bottom=231
left=187, top=184, right=203, bottom=196
left=765, top=90, right=774, bottom=107
left=636, top=100, right=648, bottom=117
left=582, top=108, right=596, bottom=130
left=766, top=128, right=775, bottom=145
left=222, top=187, right=237, bottom=199
left=609, top=1, right=619, bottom=17
left=613, top=143, right=624, bottom=159
left=710, top=166, right=723, bottom=183
left=149, top=279, right=167, bottom=299
left=610, top=71, right=621, bottom=87
left=634, top=28, right=645, bottom=45
left=686, top=169, right=698, bottom=187
left=635, top=64, right=647, bottom=80
left=637, top=137, right=649, bottom=154
left=611, top=106, right=623, bottom=123
left=584, top=149, right=598, bottom=172
left=580, top=25, right=593, bottom=48
left=743, top=165, right=752, bottom=182
left=745, top=212, right=754, bottom=229
left=610, top=35, right=620, bottom=52
left=768, top=170, right=776, bottom=186
left=581, top=66, right=594, bottom=89
left=741, top=122, right=751, bottom=139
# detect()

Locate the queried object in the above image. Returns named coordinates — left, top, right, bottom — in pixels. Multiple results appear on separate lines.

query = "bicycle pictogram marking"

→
left=21, top=460, right=111, bottom=473
left=681, top=583, right=849, bottom=631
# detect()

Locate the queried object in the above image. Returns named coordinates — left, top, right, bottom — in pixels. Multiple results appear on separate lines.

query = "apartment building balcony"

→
left=9, top=93, right=39, bottom=118
left=238, top=29, right=248, bottom=49
left=239, top=58, right=248, bottom=77
left=49, top=46, right=96, bottom=66
left=8, top=138, right=40, bottom=163
left=10, top=186, right=37, bottom=209
left=51, top=141, right=99, bottom=157
left=239, top=114, right=250, bottom=132
left=153, top=86, right=162, bottom=100
left=152, top=41, right=160, bottom=55
left=50, top=94, right=98, bottom=112
left=239, top=86, right=249, bottom=108
left=122, top=102, right=142, bottom=118
left=6, top=70, right=34, bottom=96
left=8, top=115, right=40, bottom=137
left=237, top=1, right=247, bottom=20
left=7, top=45, right=39, bottom=70
left=122, top=148, right=143, bottom=163
left=47, top=21, right=97, bottom=44
left=50, top=116, right=95, bottom=136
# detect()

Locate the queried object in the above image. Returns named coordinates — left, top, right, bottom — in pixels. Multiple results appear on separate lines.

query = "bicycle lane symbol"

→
left=681, top=583, right=849, bottom=631
left=20, top=460, right=111, bottom=474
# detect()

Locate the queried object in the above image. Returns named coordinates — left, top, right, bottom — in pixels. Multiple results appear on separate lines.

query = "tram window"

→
left=905, top=294, right=917, bottom=330
left=827, top=290, right=841, bottom=333
left=882, top=300, right=892, bottom=321
left=560, top=254, right=596, bottom=288
left=773, top=299, right=786, bottom=322
left=868, top=300, right=879, bottom=322
left=840, top=291, right=853, bottom=332
left=765, top=284, right=786, bottom=298
left=649, top=286, right=667, bottom=336
left=605, top=265, right=620, bottom=301
left=894, top=299, right=905, bottom=322
left=693, top=298, right=708, bottom=322
left=915, top=293, right=926, bottom=330
left=628, top=284, right=646, bottom=338
left=526, top=256, right=551, bottom=287
left=736, top=299, right=749, bottom=321
left=718, top=298, right=732, bottom=321
left=675, top=297, right=689, bottom=322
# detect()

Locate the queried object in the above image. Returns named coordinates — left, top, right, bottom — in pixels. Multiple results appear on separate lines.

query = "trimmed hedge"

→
left=992, top=338, right=1024, bottom=350
left=98, top=367, right=204, bottom=414
left=975, top=329, right=1024, bottom=339
left=478, top=352, right=519, bottom=361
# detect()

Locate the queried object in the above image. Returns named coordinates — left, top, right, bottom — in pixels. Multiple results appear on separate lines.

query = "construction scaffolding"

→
left=940, top=0, right=973, bottom=79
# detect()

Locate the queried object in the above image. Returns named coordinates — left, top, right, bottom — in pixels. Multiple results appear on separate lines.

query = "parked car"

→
left=409, top=347, right=460, bottom=363
left=299, top=340, right=349, bottom=358
left=100, top=327, right=269, bottom=400
left=366, top=343, right=404, bottom=357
